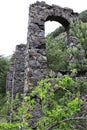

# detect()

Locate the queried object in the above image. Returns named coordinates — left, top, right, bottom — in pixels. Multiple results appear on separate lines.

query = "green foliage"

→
left=0, top=93, right=33, bottom=130
left=32, top=75, right=84, bottom=130
left=0, top=93, right=10, bottom=121
left=70, top=21, right=87, bottom=70
left=80, top=10, right=87, bottom=23
left=0, top=74, right=87, bottom=129
left=46, top=33, right=67, bottom=71
left=0, top=56, right=10, bottom=95
left=46, top=20, right=87, bottom=72
left=70, top=21, right=87, bottom=50
left=0, top=122, right=30, bottom=130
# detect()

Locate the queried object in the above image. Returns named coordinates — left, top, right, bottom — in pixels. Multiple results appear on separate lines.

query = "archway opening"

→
left=45, top=21, right=61, bottom=36
left=45, top=17, right=69, bottom=72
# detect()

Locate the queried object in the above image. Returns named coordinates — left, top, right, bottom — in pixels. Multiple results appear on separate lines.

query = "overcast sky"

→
left=0, top=0, right=87, bottom=56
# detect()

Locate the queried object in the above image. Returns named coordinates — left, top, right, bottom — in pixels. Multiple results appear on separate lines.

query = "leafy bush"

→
left=32, top=74, right=87, bottom=129
left=1, top=74, right=87, bottom=130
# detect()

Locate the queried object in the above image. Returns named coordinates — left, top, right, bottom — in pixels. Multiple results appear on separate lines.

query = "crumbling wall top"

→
left=29, top=1, right=79, bottom=27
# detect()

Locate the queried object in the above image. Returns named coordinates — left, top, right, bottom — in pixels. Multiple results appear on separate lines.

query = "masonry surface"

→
left=24, top=1, right=78, bottom=94
left=6, top=1, right=87, bottom=129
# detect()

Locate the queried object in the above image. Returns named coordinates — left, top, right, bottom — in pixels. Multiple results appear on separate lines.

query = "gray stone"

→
left=29, top=60, right=41, bottom=68
left=6, top=44, right=26, bottom=98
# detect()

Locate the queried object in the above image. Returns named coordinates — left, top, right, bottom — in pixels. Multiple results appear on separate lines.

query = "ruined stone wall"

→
left=6, top=1, right=79, bottom=97
left=7, top=1, right=87, bottom=129
left=24, top=1, right=79, bottom=94
left=6, top=44, right=26, bottom=98
left=23, top=2, right=80, bottom=128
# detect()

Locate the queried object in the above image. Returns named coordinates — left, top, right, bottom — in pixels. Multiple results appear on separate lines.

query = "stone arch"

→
left=45, top=15, right=70, bottom=50
left=24, top=1, right=79, bottom=93
left=46, top=15, right=69, bottom=28
left=24, top=2, right=79, bottom=128
left=27, top=1, right=78, bottom=49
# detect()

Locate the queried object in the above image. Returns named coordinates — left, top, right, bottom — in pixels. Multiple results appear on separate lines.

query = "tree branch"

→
left=47, top=117, right=87, bottom=130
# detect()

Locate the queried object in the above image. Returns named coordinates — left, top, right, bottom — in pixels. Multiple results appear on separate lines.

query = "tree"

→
left=46, top=30, right=67, bottom=71
left=80, top=10, right=87, bottom=23
left=0, top=56, right=10, bottom=96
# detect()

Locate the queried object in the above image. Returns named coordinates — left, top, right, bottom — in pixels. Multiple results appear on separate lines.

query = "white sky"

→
left=0, top=0, right=87, bottom=56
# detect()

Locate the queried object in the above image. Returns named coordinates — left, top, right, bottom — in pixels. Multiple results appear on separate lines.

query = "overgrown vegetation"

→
left=0, top=74, right=86, bottom=130
left=0, top=56, right=10, bottom=96
left=46, top=36, right=67, bottom=71
left=46, top=21, right=87, bottom=72
left=70, top=21, right=87, bottom=71
left=0, top=56, right=11, bottom=126
left=0, top=73, right=87, bottom=129
left=46, top=26, right=67, bottom=71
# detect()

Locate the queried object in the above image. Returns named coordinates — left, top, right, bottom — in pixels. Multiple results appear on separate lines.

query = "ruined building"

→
left=6, top=1, right=79, bottom=95
left=6, top=1, right=87, bottom=129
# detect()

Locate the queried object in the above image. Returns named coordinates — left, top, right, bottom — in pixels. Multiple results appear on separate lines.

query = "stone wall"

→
left=23, top=2, right=79, bottom=128
left=6, top=44, right=26, bottom=99
left=24, top=1, right=79, bottom=94
left=6, top=1, right=79, bottom=95
left=6, top=1, right=79, bottom=96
